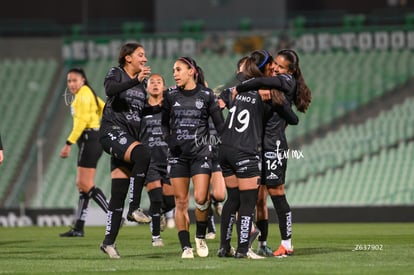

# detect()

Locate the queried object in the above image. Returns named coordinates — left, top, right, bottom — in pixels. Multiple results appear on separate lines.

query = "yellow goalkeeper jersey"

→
left=67, top=85, right=105, bottom=144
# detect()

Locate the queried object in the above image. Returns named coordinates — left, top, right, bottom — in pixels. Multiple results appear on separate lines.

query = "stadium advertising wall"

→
left=63, top=28, right=414, bottom=61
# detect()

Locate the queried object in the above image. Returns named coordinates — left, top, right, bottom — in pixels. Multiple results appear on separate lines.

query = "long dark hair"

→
left=67, top=67, right=99, bottom=108
left=243, top=49, right=273, bottom=79
left=277, top=49, right=312, bottom=113
left=118, top=42, right=144, bottom=67
left=177, top=56, right=206, bottom=87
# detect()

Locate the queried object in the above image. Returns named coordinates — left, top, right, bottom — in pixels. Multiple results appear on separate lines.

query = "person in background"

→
left=139, top=73, right=175, bottom=246
left=59, top=68, right=109, bottom=237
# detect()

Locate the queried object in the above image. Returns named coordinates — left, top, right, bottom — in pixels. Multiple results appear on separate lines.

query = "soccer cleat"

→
left=181, top=247, right=194, bottom=259
left=248, top=226, right=261, bottom=248
left=273, top=244, right=294, bottom=257
left=235, top=248, right=265, bottom=259
left=217, top=246, right=236, bottom=258
left=195, top=237, right=209, bottom=257
left=257, top=245, right=273, bottom=257
left=100, top=243, right=120, bottom=259
left=206, top=232, right=216, bottom=240
left=59, top=228, right=84, bottom=237
left=127, top=208, right=152, bottom=224
left=160, top=214, right=167, bottom=232
left=152, top=236, right=164, bottom=247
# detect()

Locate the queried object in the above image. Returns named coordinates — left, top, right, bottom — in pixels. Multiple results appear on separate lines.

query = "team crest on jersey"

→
left=119, top=137, right=127, bottom=145
left=195, top=98, right=204, bottom=109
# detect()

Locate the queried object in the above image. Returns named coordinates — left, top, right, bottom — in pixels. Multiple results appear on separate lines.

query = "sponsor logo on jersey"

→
left=264, top=151, right=277, bottom=159
left=173, top=101, right=181, bottom=107
left=267, top=172, right=279, bottom=180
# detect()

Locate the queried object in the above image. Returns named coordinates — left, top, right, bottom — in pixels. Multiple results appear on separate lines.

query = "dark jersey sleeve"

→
left=104, top=67, right=140, bottom=97
left=272, top=99, right=299, bottom=125
left=236, top=75, right=295, bottom=94
left=161, top=90, right=171, bottom=139
left=218, top=87, right=233, bottom=109
left=0, top=133, right=3, bottom=150
left=209, top=93, right=225, bottom=133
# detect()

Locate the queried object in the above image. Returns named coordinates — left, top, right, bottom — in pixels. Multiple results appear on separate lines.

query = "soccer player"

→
left=99, top=42, right=152, bottom=258
left=235, top=49, right=312, bottom=257
left=59, top=68, right=109, bottom=238
left=218, top=50, right=276, bottom=259
left=139, top=73, right=175, bottom=246
left=161, top=56, right=224, bottom=258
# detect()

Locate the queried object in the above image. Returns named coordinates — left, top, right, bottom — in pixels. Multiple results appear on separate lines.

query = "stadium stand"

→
left=0, top=58, right=58, bottom=201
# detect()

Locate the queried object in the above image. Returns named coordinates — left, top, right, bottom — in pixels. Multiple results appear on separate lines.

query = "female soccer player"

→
left=59, top=68, right=109, bottom=237
left=161, top=56, right=224, bottom=258
left=140, top=73, right=175, bottom=246
left=235, top=49, right=312, bottom=257
left=99, top=42, right=152, bottom=258
left=218, top=50, right=276, bottom=259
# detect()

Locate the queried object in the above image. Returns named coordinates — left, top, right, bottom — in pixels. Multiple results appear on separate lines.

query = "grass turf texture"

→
left=1, top=223, right=413, bottom=274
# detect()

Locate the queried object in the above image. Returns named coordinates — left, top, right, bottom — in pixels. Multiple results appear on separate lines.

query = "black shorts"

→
left=146, top=160, right=170, bottom=185
left=77, top=129, right=103, bottom=168
left=167, top=156, right=212, bottom=178
left=218, top=146, right=261, bottom=178
left=100, top=125, right=136, bottom=161
left=261, top=150, right=287, bottom=186
left=211, top=157, right=222, bottom=173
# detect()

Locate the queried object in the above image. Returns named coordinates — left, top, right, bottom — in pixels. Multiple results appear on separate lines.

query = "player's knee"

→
left=130, top=144, right=151, bottom=166
left=195, top=200, right=210, bottom=211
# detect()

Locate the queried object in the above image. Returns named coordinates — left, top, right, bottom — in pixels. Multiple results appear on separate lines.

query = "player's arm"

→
left=272, top=98, right=299, bottom=125
left=209, top=93, right=225, bottom=133
left=104, top=67, right=140, bottom=97
left=236, top=75, right=294, bottom=94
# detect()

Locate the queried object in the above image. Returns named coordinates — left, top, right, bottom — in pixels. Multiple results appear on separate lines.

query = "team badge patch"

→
left=195, top=98, right=204, bottom=109
left=119, top=137, right=127, bottom=145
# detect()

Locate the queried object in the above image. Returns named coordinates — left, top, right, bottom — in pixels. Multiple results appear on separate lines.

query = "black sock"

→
left=207, top=202, right=215, bottom=233
left=128, top=145, right=151, bottom=213
left=103, top=178, right=129, bottom=245
left=89, top=186, right=109, bottom=213
left=256, top=219, right=268, bottom=242
left=237, top=189, right=258, bottom=254
left=195, top=221, right=208, bottom=239
left=74, top=192, right=89, bottom=231
left=161, top=195, right=175, bottom=213
left=271, top=194, right=292, bottom=240
left=148, top=187, right=163, bottom=237
left=220, top=187, right=239, bottom=250
left=178, top=230, right=191, bottom=249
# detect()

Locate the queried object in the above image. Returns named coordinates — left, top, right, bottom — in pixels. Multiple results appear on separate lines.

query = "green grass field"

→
left=1, top=223, right=413, bottom=274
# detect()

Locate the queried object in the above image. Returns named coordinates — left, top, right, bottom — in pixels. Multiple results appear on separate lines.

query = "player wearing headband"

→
left=235, top=49, right=311, bottom=257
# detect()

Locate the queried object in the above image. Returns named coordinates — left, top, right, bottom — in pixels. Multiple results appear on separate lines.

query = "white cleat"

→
left=100, top=243, right=121, bottom=259
left=181, top=247, right=194, bottom=259
left=195, top=237, right=209, bottom=257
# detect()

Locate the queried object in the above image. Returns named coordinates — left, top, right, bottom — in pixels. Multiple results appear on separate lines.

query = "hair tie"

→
left=178, top=57, right=199, bottom=79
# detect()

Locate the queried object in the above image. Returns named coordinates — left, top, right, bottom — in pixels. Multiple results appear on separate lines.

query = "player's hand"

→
left=259, top=89, right=271, bottom=101
left=60, top=144, right=71, bottom=158
left=138, top=66, right=151, bottom=82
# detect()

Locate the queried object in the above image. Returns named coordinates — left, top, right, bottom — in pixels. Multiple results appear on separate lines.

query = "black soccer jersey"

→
left=140, top=102, right=168, bottom=166
left=236, top=74, right=298, bottom=151
left=101, top=66, right=147, bottom=140
left=220, top=90, right=272, bottom=155
left=161, top=84, right=224, bottom=159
